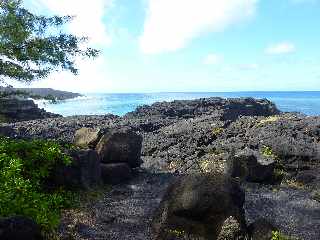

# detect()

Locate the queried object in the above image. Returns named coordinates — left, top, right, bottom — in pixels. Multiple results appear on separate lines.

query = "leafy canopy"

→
left=0, top=0, right=99, bottom=84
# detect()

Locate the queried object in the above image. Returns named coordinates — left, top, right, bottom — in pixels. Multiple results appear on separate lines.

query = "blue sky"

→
left=22, top=0, right=320, bottom=93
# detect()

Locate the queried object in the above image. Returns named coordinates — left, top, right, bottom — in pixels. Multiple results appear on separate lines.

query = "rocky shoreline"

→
left=0, top=97, right=319, bottom=240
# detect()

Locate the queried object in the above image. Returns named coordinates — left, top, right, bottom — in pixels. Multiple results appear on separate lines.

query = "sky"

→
left=19, top=0, right=320, bottom=93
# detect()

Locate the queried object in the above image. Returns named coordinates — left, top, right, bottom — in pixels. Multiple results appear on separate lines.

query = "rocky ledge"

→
left=0, top=97, right=319, bottom=240
left=0, top=98, right=61, bottom=123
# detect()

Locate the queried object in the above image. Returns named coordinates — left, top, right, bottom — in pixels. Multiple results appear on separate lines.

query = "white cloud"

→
left=139, top=0, right=258, bottom=54
left=203, top=54, right=221, bottom=65
left=27, top=0, right=113, bottom=46
left=27, top=56, right=113, bottom=93
left=265, top=42, right=296, bottom=55
left=21, top=0, right=115, bottom=92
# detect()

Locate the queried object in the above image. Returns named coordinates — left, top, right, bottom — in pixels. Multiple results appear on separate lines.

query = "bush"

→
left=271, top=231, right=295, bottom=240
left=0, top=137, right=73, bottom=231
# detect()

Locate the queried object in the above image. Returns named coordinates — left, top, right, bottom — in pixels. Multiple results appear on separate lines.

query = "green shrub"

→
left=0, top=137, right=73, bottom=231
left=271, top=231, right=295, bottom=240
left=261, top=145, right=278, bottom=160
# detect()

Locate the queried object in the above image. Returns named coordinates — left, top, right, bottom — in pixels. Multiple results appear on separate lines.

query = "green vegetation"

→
left=271, top=231, right=296, bottom=240
left=212, top=127, right=224, bottom=136
left=0, top=137, right=73, bottom=232
left=261, top=145, right=278, bottom=160
left=261, top=145, right=274, bottom=157
left=0, top=0, right=98, bottom=84
left=167, top=228, right=186, bottom=238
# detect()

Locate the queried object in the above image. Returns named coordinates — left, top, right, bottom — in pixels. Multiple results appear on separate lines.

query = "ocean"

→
left=35, top=91, right=320, bottom=117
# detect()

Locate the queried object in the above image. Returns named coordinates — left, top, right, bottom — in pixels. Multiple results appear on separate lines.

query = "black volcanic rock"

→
left=96, top=127, right=143, bottom=168
left=0, top=97, right=280, bottom=172
left=50, top=149, right=101, bottom=190
left=0, top=98, right=60, bottom=123
left=0, top=216, right=42, bottom=240
left=214, top=114, right=320, bottom=172
left=151, top=173, right=246, bottom=240
left=225, top=148, right=276, bottom=183
left=125, top=97, right=279, bottom=120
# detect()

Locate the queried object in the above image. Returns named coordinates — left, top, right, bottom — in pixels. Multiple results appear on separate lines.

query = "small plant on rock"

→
left=212, top=127, right=224, bottom=136
left=261, top=146, right=273, bottom=157
left=271, top=231, right=297, bottom=240
left=257, top=116, right=280, bottom=126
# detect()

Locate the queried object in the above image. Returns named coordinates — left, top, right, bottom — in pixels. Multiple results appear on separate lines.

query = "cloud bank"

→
left=29, top=0, right=113, bottom=46
left=140, top=0, right=258, bottom=54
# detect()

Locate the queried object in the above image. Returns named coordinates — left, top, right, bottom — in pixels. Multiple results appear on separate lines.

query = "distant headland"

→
left=0, top=87, right=82, bottom=100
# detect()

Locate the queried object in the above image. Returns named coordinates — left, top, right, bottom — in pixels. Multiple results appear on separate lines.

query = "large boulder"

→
left=225, top=149, right=275, bottom=183
left=95, top=128, right=143, bottom=168
left=73, top=127, right=101, bottom=149
left=101, top=163, right=132, bottom=184
left=247, top=219, right=277, bottom=240
left=152, top=173, right=246, bottom=240
left=50, top=149, right=101, bottom=190
left=296, top=170, right=317, bottom=185
left=0, top=125, right=15, bottom=137
left=0, top=216, right=42, bottom=240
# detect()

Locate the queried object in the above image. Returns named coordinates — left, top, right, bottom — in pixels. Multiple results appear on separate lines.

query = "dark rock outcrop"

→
left=96, top=128, right=143, bottom=168
left=0, top=98, right=60, bottom=123
left=151, top=173, right=246, bottom=240
left=248, top=218, right=277, bottom=240
left=0, top=125, right=15, bottom=137
left=0, top=216, right=42, bottom=240
left=296, top=171, right=317, bottom=185
left=50, top=149, right=101, bottom=190
left=101, top=163, right=132, bottom=184
left=126, top=97, right=279, bottom=120
left=225, top=148, right=275, bottom=183
left=214, top=114, right=320, bottom=173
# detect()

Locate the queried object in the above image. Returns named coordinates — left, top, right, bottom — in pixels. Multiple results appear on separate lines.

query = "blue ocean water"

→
left=35, top=92, right=320, bottom=117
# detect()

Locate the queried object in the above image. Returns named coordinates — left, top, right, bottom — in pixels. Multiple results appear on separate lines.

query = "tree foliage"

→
left=0, top=0, right=99, bottom=84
